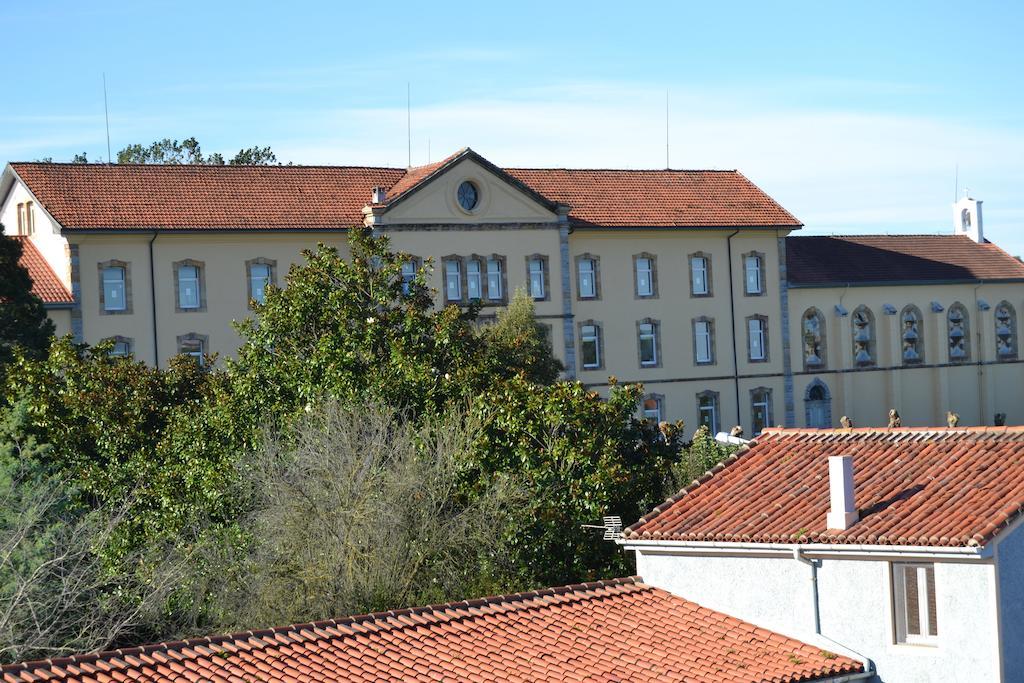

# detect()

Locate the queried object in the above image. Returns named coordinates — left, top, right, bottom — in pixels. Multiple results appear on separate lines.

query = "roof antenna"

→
left=406, top=82, right=412, bottom=168
left=103, top=72, right=112, bottom=164
left=428, top=137, right=431, bottom=164
left=954, top=163, right=959, bottom=203
left=665, top=88, right=670, bottom=169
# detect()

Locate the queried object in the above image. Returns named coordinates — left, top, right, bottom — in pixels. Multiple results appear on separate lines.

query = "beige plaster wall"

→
left=47, top=308, right=72, bottom=338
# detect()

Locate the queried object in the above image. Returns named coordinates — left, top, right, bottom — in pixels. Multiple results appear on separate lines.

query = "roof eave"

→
left=618, top=538, right=992, bottom=560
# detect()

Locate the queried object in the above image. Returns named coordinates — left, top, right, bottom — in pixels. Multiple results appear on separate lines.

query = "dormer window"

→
left=457, top=181, right=479, bottom=211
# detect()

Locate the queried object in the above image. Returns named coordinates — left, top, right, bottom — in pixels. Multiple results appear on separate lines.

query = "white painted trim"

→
left=621, top=538, right=991, bottom=561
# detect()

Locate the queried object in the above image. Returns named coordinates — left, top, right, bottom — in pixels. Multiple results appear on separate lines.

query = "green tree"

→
left=478, top=291, right=563, bottom=385
left=466, top=377, right=682, bottom=587
left=0, top=233, right=54, bottom=372
left=116, top=137, right=280, bottom=165
left=71, top=152, right=89, bottom=164
left=230, top=146, right=277, bottom=165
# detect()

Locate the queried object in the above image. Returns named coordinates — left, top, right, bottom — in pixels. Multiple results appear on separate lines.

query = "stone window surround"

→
left=441, top=254, right=509, bottom=306
left=742, top=251, right=766, bottom=297
left=900, top=304, right=926, bottom=365
left=176, top=332, right=209, bottom=365
left=632, top=252, right=659, bottom=299
left=995, top=300, right=1018, bottom=361
left=696, top=389, right=720, bottom=434
left=636, top=317, right=662, bottom=369
left=106, top=335, right=134, bottom=357
left=688, top=251, right=713, bottom=298
left=577, top=319, right=604, bottom=372
left=692, top=316, right=716, bottom=366
left=750, top=386, right=773, bottom=434
left=947, top=302, right=971, bottom=363
left=97, top=259, right=132, bottom=315
left=478, top=253, right=509, bottom=306
left=574, top=253, right=602, bottom=301
left=641, top=393, right=666, bottom=422
left=803, top=379, right=832, bottom=428
left=802, top=307, right=827, bottom=372
left=525, top=254, right=551, bottom=302
left=245, top=257, right=278, bottom=308
left=173, top=259, right=207, bottom=313
left=746, top=314, right=770, bottom=363
left=852, top=305, right=877, bottom=367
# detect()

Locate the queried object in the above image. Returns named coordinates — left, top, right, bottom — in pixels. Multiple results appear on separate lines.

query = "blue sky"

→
left=3, top=1, right=1023, bottom=251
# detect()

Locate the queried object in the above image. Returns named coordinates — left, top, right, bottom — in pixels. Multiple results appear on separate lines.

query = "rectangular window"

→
left=694, top=320, right=713, bottom=364
left=529, top=258, right=546, bottom=300
left=893, top=563, right=938, bottom=645
left=401, top=260, right=417, bottom=294
left=639, top=322, right=657, bottom=366
left=751, top=390, right=772, bottom=434
left=578, top=258, right=596, bottom=298
left=691, top=256, right=708, bottom=295
left=103, top=266, right=126, bottom=312
left=180, top=338, right=205, bottom=366
left=111, top=338, right=132, bottom=357
left=249, top=263, right=272, bottom=304
left=745, top=255, right=763, bottom=294
left=445, top=260, right=462, bottom=301
left=636, top=257, right=653, bottom=297
left=178, top=265, right=201, bottom=309
left=467, top=259, right=482, bottom=300
left=698, top=393, right=719, bottom=433
left=581, top=324, right=600, bottom=369
left=486, top=258, right=502, bottom=300
left=642, top=396, right=663, bottom=422
left=748, top=318, right=766, bottom=361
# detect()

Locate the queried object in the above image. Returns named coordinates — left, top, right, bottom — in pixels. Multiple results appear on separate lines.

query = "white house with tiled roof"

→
left=4, top=149, right=1024, bottom=430
left=620, top=426, right=1024, bottom=682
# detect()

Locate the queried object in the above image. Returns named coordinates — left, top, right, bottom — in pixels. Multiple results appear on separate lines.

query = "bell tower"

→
left=953, top=195, right=983, bottom=243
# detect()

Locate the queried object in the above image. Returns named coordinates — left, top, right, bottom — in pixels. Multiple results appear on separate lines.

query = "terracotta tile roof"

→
left=626, top=427, right=1024, bottom=547
left=8, top=152, right=801, bottom=231
left=786, top=235, right=1024, bottom=286
left=9, top=163, right=406, bottom=230
left=508, top=167, right=802, bottom=228
left=1, top=577, right=860, bottom=682
left=12, top=236, right=73, bottom=305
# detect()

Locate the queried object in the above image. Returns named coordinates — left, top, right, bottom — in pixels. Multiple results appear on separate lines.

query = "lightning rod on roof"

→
left=103, top=73, right=112, bottom=165
left=407, top=82, right=412, bottom=168
left=665, top=88, right=670, bottom=169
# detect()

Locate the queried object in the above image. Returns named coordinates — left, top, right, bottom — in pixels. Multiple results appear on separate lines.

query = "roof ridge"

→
left=506, top=166, right=740, bottom=173
left=760, top=425, right=1024, bottom=435
left=9, top=162, right=409, bottom=171
left=0, top=577, right=644, bottom=676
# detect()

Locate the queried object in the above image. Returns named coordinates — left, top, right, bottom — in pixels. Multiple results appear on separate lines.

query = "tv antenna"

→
left=406, top=82, right=412, bottom=168
left=103, top=73, right=112, bottom=164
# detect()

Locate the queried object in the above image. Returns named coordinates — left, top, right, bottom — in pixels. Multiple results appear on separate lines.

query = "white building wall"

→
left=997, top=524, right=1024, bottom=681
left=1, top=180, right=70, bottom=287
left=636, top=549, right=1000, bottom=682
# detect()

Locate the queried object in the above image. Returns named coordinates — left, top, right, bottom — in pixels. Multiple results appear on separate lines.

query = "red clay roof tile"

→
left=786, top=234, right=1024, bottom=285
left=1, top=577, right=859, bottom=682
left=12, top=236, right=73, bottom=305
left=625, top=426, right=1024, bottom=547
left=9, top=152, right=801, bottom=231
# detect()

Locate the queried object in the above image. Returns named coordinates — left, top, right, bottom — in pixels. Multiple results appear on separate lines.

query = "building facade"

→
left=4, top=148, right=1024, bottom=430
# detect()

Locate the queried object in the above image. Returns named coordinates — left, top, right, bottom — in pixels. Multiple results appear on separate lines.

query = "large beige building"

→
left=4, top=148, right=1024, bottom=431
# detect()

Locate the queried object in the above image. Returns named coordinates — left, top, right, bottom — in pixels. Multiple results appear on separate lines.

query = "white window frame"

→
left=639, top=322, right=657, bottom=366
left=111, top=338, right=132, bottom=357
left=529, top=258, right=546, bottom=300
left=690, top=256, right=708, bottom=295
left=486, top=257, right=502, bottom=300
left=180, top=337, right=205, bottom=366
left=698, top=393, right=719, bottom=433
left=636, top=257, right=653, bottom=297
left=249, top=262, right=272, bottom=304
left=744, top=254, right=763, bottom=294
left=892, top=562, right=938, bottom=645
left=401, top=260, right=417, bottom=294
left=695, top=320, right=712, bottom=364
left=178, top=264, right=201, bottom=310
left=578, top=258, right=597, bottom=299
left=751, top=389, right=771, bottom=435
left=445, top=259, right=462, bottom=301
left=748, top=318, right=766, bottom=361
left=102, top=266, right=127, bottom=312
left=581, top=324, right=600, bottom=369
left=642, top=395, right=663, bottom=422
left=466, top=259, right=482, bottom=300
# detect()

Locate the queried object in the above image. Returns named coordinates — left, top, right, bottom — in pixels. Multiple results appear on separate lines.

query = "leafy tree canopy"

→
left=116, top=137, right=281, bottom=165
left=0, top=232, right=54, bottom=370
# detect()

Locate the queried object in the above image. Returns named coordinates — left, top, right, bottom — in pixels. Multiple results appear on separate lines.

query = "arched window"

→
left=961, top=208, right=971, bottom=230
left=900, top=305, right=924, bottom=364
left=995, top=301, right=1017, bottom=360
left=804, top=380, right=832, bottom=428
left=947, top=303, right=970, bottom=362
left=802, top=308, right=826, bottom=370
left=852, top=306, right=875, bottom=367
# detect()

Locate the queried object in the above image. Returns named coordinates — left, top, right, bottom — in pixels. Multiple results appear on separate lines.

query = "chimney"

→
left=826, top=455, right=858, bottom=530
left=953, top=196, right=983, bottom=243
left=372, top=186, right=387, bottom=204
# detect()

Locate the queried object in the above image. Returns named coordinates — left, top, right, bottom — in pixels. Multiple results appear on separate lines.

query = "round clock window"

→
left=457, top=181, right=479, bottom=211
